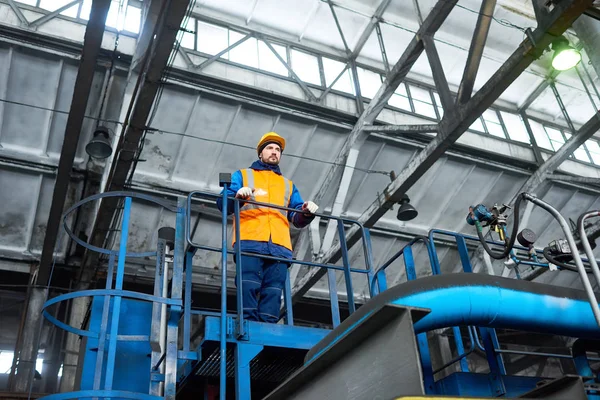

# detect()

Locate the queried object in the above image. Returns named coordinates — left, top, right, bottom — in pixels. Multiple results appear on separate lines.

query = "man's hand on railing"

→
left=235, top=187, right=254, bottom=199
left=302, top=201, right=319, bottom=215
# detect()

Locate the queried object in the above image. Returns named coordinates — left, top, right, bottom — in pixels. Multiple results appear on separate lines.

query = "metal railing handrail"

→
left=186, top=188, right=376, bottom=400
left=370, top=235, right=435, bottom=295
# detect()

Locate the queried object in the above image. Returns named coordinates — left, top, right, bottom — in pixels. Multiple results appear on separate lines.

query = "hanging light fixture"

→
left=85, top=126, right=113, bottom=159
left=396, top=194, right=418, bottom=221
left=551, top=35, right=581, bottom=71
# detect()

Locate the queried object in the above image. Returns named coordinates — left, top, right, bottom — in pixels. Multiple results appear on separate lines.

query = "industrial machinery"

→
left=36, top=187, right=600, bottom=400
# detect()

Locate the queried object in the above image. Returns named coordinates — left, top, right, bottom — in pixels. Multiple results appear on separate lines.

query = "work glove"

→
left=302, top=201, right=319, bottom=215
left=236, top=187, right=253, bottom=199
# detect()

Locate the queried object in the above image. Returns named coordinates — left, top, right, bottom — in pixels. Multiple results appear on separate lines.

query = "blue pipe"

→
left=391, top=285, right=600, bottom=338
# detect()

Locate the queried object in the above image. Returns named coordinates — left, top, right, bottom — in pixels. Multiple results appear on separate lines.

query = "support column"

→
left=12, top=286, right=48, bottom=392
left=573, top=15, right=600, bottom=80
left=59, top=279, right=91, bottom=393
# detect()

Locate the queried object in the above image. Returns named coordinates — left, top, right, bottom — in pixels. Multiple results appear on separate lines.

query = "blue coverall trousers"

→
left=236, top=254, right=288, bottom=323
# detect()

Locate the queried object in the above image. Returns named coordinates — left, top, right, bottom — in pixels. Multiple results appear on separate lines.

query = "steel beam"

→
left=456, top=0, right=497, bottom=104
left=350, top=0, right=392, bottom=60
left=518, top=69, right=561, bottom=112
left=362, top=124, right=438, bottom=134
left=573, top=11, right=600, bottom=80
left=549, top=174, right=600, bottom=186
left=310, top=0, right=458, bottom=208
left=37, top=0, right=112, bottom=287
left=12, top=286, right=48, bottom=392
left=413, top=0, right=453, bottom=110
left=262, top=38, right=318, bottom=102
left=290, top=0, right=457, bottom=299
left=521, top=112, right=544, bottom=165
left=7, top=0, right=28, bottom=26
left=517, top=111, right=600, bottom=195
left=29, top=0, right=83, bottom=28
left=196, top=34, right=252, bottom=71
left=87, top=0, right=191, bottom=266
left=292, top=0, right=593, bottom=302
left=422, top=35, right=453, bottom=110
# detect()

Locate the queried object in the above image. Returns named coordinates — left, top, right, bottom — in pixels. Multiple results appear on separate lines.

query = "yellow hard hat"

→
left=257, top=132, right=285, bottom=155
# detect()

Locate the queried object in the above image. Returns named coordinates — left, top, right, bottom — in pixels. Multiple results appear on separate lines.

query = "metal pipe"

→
left=234, top=200, right=244, bottom=337
left=158, top=244, right=171, bottom=396
left=523, top=193, right=600, bottom=327
left=219, top=185, right=229, bottom=400
left=578, top=211, right=600, bottom=291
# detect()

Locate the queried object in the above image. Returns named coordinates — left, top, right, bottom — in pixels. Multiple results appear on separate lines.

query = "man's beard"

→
left=263, top=156, right=279, bottom=165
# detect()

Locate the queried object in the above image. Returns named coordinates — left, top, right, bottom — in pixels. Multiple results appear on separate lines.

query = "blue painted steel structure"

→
left=37, top=189, right=600, bottom=399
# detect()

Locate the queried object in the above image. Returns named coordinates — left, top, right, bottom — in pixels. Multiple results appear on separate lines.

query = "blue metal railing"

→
left=40, top=191, right=183, bottom=400
left=371, top=228, right=600, bottom=388
left=185, top=189, right=375, bottom=400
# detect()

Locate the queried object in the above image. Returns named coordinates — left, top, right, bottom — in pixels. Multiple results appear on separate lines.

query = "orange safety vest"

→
left=233, top=168, right=294, bottom=251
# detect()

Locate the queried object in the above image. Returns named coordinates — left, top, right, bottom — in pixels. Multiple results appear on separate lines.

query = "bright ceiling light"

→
left=551, top=36, right=581, bottom=71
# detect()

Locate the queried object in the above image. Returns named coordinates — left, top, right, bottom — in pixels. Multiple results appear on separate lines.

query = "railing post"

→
left=218, top=174, right=231, bottom=400
left=362, top=228, right=376, bottom=297
left=234, top=200, right=245, bottom=338
left=404, top=245, right=417, bottom=281
left=283, top=268, right=294, bottom=325
left=104, top=197, right=132, bottom=393
left=337, top=220, right=356, bottom=314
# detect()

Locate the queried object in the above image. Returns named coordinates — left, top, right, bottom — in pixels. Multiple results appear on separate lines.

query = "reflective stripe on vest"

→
left=235, top=168, right=294, bottom=250
left=240, top=169, right=291, bottom=217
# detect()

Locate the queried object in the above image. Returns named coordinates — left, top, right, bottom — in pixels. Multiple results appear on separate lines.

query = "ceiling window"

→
left=585, top=140, right=600, bottom=165
left=322, top=58, right=354, bottom=95
left=500, top=111, right=530, bottom=144
left=196, top=21, right=228, bottom=55
left=483, top=109, right=506, bottom=139
left=39, top=0, right=79, bottom=18
left=469, top=117, right=486, bottom=133
left=432, top=92, right=444, bottom=119
left=356, top=67, right=382, bottom=99
left=544, top=126, right=565, bottom=151
left=528, top=120, right=552, bottom=150
left=291, top=49, right=321, bottom=86
left=180, top=18, right=196, bottom=50
left=229, top=37, right=259, bottom=69
left=123, top=4, right=141, bottom=33
left=408, top=85, right=436, bottom=119
left=257, top=41, right=288, bottom=76
left=388, top=83, right=411, bottom=112
left=563, top=132, right=591, bottom=163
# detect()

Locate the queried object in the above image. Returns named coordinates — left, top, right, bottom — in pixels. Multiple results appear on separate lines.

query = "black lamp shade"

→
left=86, top=126, right=112, bottom=159
left=397, top=194, right=418, bottom=221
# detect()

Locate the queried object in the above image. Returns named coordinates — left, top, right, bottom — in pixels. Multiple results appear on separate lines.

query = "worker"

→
left=217, top=132, right=319, bottom=323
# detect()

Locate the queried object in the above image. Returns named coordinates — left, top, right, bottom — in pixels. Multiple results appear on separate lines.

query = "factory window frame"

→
left=585, top=140, right=600, bottom=165
left=229, top=36, right=260, bottom=69
left=180, top=17, right=196, bottom=51
left=563, top=132, right=593, bottom=163
left=500, top=111, right=531, bottom=144
left=408, top=84, right=437, bottom=119
left=482, top=109, right=507, bottom=139
left=356, top=67, right=382, bottom=100
left=387, top=82, right=412, bottom=112
left=196, top=21, right=229, bottom=55
left=290, top=49, right=322, bottom=86
left=322, top=57, right=355, bottom=95
left=257, top=41, right=289, bottom=77
left=544, top=126, right=566, bottom=151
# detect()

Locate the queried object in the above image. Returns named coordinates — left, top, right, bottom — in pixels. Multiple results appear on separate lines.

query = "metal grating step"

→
left=194, top=341, right=307, bottom=384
